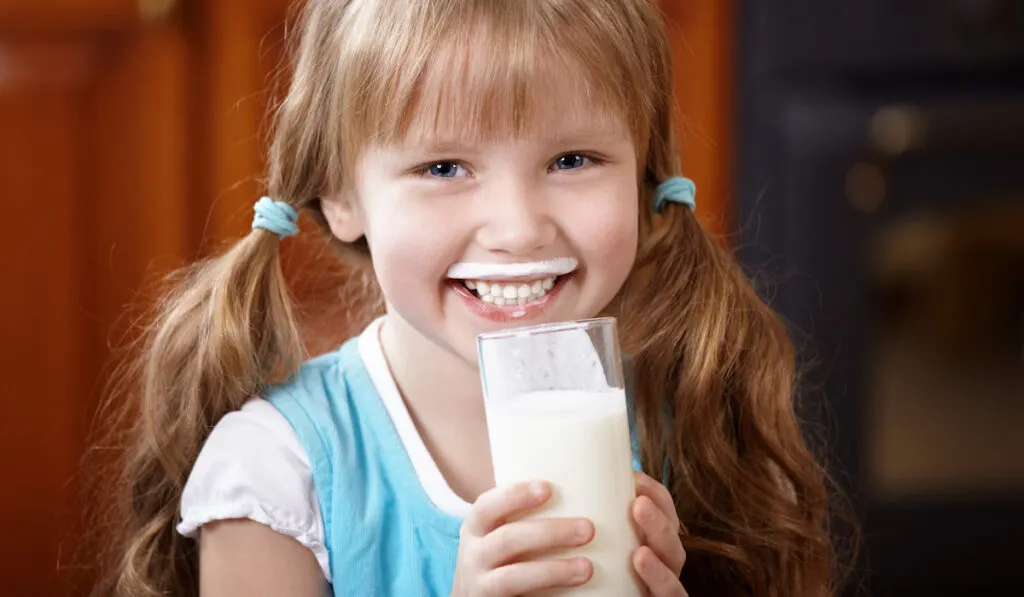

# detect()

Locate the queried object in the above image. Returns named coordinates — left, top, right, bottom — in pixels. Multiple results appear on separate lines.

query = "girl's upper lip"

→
left=446, top=257, right=578, bottom=281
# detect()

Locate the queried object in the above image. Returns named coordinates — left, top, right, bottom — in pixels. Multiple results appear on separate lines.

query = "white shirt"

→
left=177, top=318, right=472, bottom=581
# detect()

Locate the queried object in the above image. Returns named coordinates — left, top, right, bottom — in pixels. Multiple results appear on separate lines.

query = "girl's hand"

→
left=451, top=481, right=595, bottom=597
left=632, top=472, right=689, bottom=597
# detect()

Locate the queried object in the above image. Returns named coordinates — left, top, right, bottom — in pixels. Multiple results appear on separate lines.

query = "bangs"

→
left=336, top=0, right=657, bottom=156
left=399, top=28, right=624, bottom=144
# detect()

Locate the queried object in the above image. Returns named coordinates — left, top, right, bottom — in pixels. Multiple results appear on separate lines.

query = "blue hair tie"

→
left=653, top=176, right=696, bottom=213
left=252, top=197, right=299, bottom=239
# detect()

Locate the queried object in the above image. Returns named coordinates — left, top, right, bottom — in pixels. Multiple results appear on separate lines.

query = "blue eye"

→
left=553, top=154, right=588, bottom=170
left=427, top=162, right=463, bottom=178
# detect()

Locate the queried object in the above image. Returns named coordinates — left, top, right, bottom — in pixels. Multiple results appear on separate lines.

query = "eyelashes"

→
left=422, top=162, right=467, bottom=179
left=413, top=152, right=607, bottom=180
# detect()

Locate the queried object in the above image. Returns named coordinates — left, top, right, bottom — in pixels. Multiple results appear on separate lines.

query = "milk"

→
left=487, top=389, right=642, bottom=597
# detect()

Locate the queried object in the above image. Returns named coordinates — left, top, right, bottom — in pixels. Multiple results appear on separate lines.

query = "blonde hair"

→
left=96, top=1, right=848, bottom=595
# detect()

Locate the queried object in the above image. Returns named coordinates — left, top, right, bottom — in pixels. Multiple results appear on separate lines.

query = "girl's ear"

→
left=319, top=191, right=365, bottom=243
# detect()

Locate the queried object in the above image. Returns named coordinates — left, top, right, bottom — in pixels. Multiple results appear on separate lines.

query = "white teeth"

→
left=460, top=276, right=560, bottom=307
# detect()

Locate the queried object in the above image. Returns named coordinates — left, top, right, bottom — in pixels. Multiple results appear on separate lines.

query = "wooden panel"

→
left=90, top=23, right=190, bottom=341
left=0, top=8, right=190, bottom=594
left=0, top=0, right=141, bottom=30
left=0, top=38, right=92, bottom=597
left=663, top=0, right=735, bottom=235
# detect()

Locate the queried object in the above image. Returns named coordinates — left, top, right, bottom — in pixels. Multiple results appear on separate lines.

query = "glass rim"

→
left=476, top=317, right=617, bottom=343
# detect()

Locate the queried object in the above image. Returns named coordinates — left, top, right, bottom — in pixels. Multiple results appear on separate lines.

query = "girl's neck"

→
left=378, top=314, right=485, bottom=419
left=378, top=314, right=495, bottom=501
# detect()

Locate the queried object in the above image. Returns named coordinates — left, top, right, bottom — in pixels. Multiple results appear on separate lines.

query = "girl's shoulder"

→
left=177, top=398, right=332, bottom=580
left=176, top=335, right=371, bottom=584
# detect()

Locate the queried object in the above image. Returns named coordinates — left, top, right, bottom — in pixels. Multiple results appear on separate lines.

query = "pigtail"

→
left=96, top=5, right=345, bottom=592
left=618, top=203, right=840, bottom=596
left=96, top=229, right=304, bottom=597
left=608, top=7, right=846, bottom=591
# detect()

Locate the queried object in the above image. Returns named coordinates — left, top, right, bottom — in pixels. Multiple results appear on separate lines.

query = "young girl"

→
left=100, top=0, right=840, bottom=595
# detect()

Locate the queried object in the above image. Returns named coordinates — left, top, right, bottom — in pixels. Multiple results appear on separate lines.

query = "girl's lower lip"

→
left=449, top=275, right=571, bottom=323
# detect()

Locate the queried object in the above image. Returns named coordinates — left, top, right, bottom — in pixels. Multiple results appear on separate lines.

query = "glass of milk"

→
left=477, top=317, right=642, bottom=597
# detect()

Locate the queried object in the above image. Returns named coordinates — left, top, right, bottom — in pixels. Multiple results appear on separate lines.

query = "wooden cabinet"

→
left=0, top=2, right=190, bottom=595
left=0, top=1, right=731, bottom=593
left=0, top=1, right=289, bottom=593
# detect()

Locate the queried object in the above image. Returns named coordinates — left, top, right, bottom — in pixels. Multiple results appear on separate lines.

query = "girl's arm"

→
left=200, top=519, right=328, bottom=596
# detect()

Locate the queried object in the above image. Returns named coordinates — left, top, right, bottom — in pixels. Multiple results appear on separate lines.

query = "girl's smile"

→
left=448, top=271, right=575, bottom=323
left=445, top=257, right=577, bottom=321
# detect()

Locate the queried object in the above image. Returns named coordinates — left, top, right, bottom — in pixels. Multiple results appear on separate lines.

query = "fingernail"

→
left=574, top=558, right=591, bottom=579
left=530, top=481, right=547, bottom=498
left=575, top=520, right=592, bottom=540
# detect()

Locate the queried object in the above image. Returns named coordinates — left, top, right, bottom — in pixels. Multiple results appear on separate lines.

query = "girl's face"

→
left=323, top=76, right=639, bottom=368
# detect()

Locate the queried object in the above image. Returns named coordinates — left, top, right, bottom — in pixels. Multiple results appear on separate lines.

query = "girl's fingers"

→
left=633, top=546, right=688, bottom=597
left=483, top=558, right=593, bottom=595
left=478, top=517, right=594, bottom=568
left=633, top=495, right=687, bottom=574
left=464, top=482, right=551, bottom=537
left=635, top=472, right=681, bottom=528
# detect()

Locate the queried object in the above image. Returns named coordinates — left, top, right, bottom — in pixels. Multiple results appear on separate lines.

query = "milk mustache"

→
left=487, top=389, right=643, bottom=596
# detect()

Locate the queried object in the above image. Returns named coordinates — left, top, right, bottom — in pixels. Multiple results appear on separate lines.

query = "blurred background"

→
left=0, top=0, right=1020, bottom=595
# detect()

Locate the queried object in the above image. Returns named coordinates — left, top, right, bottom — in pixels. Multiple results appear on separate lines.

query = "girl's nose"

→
left=474, top=180, right=557, bottom=256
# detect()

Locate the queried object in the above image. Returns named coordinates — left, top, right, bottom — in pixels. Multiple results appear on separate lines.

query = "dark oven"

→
left=736, top=1, right=1024, bottom=595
